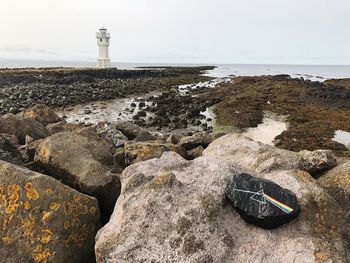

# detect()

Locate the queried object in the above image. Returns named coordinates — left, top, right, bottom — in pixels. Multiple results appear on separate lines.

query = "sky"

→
left=0, top=0, right=349, bottom=65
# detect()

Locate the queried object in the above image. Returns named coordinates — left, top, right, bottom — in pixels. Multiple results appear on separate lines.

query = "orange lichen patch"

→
left=73, top=194, right=81, bottom=202
left=1, top=194, right=7, bottom=207
left=23, top=200, right=31, bottom=210
left=25, top=182, right=40, bottom=201
left=45, top=188, right=53, bottom=194
left=22, top=214, right=36, bottom=238
left=49, top=202, right=59, bottom=210
left=89, top=207, right=96, bottom=214
left=32, top=245, right=51, bottom=263
left=2, top=217, right=8, bottom=230
left=40, top=229, right=53, bottom=244
left=41, top=211, right=50, bottom=225
left=5, top=184, right=21, bottom=214
left=64, top=196, right=91, bottom=217
left=64, top=221, right=71, bottom=230
left=2, top=234, right=11, bottom=244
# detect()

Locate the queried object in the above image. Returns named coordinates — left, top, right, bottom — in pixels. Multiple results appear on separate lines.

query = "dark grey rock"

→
left=225, top=173, right=301, bottom=229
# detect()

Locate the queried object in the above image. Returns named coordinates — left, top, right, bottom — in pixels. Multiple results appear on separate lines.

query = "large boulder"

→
left=95, top=136, right=349, bottom=262
left=204, top=134, right=302, bottom=173
left=0, top=113, right=50, bottom=144
left=225, top=173, right=301, bottom=229
left=203, top=134, right=337, bottom=176
left=0, top=160, right=100, bottom=263
left=34, top=131, right=120, bottom=214
left=19, top=104, right=62, bottom=125
left=124, top=141, right=187, bottom=165
left=318, top=161, right=350, bottom=218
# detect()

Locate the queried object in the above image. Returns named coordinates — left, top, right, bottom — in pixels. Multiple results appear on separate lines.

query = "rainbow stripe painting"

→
left=263, top=193, right=294, bottom=214
left=231, top=188, right=295, bottom=214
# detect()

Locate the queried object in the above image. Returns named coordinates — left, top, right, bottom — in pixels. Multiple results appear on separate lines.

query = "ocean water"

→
left=0, top=60, right=349, bottom=80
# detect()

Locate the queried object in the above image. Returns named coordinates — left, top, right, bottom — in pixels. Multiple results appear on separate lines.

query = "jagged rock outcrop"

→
left=34, top=131, right=120, bottom=214
left=95, top=134, right=349, bottom=263
left=0, top=160, right=100, bottom=263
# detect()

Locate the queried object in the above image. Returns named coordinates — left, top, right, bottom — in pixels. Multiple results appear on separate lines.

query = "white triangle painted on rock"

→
left=250, top=189, right=266, bottom=205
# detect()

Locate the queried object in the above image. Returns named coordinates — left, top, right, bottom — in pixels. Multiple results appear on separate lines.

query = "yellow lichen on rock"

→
left=73, top=194, right=81, bottom=202
left=49, top=202, right=59, bottom=210
left=22, top=214, right=36, bottom=238
left=32, top=245, right=51, bottom=263
left=25, top=182, right=40, bottom=200
left=40, top=229, right=53, bottom=244
left=41, top=211, right=50, bottom=224
left=23, top=200, right=31, bottom=210
left=5, top=184, right=21, bottom=214
left=64, top=221, right=70, bottom=230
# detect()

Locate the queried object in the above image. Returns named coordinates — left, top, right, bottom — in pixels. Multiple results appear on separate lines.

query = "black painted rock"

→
left=225, top=173, right=300, bottom=229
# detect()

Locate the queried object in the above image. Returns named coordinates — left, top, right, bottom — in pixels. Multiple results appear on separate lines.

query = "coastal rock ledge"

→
left=95, top=134, right=349, bottom=263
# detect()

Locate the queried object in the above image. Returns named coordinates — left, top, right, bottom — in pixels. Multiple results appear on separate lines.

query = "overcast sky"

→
left=0, top=0, right=349, bottom=65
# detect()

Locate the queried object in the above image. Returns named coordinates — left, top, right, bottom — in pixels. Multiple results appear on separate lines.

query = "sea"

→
left=0, top=60, right=350, bottom=81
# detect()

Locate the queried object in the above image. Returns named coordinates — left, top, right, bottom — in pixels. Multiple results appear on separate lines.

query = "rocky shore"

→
left=0, top=66, right=213, bottom=115
left=0, top=67, right=350, bottom=262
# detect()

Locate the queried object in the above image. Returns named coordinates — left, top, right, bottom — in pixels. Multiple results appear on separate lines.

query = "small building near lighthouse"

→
left=96, top=28, right=111, bottom=68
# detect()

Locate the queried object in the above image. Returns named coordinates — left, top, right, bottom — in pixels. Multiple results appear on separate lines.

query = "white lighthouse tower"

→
left=96, top=28, right=111, bottom=68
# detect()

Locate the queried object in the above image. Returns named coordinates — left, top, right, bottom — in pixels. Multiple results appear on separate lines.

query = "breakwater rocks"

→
left=0, top=104, right=349, bottom=262
left=0, top=66, right=213, bottom=115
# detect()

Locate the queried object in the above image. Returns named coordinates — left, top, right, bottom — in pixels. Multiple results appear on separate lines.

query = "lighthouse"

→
left=96, top=28, right=111, bottom=68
